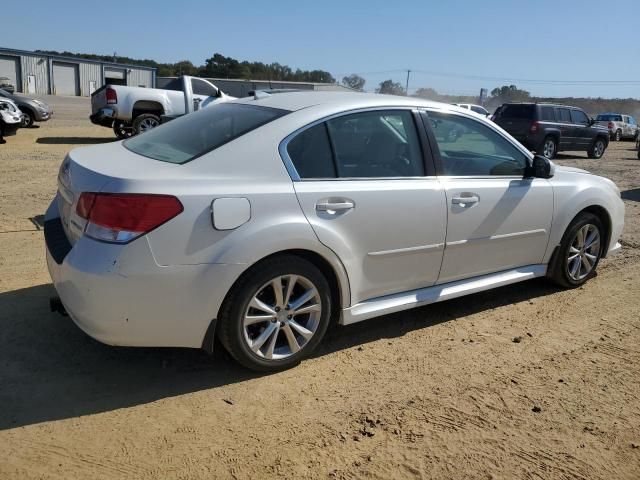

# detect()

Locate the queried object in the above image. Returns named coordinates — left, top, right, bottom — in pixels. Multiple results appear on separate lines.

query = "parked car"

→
left=453, top=103, right=490, bottom=117
left=90, top=75, right=234, bottom=138
left=0, top=77, right=15, bottom=94
left=493, top=103, right=610, bottom=160
left=0, top=98, right=23, bottom=143
left=594, top=113, right=639, bottom=141
left=0, top=88, right=53, bottom=127
left=45, top=93, right=624, bottom=371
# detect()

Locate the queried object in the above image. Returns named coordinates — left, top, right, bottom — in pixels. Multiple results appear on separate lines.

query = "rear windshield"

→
left=497, top=104, right=535, bottom=119
left=124, top=103, right=288, bottom=164
left=596, top=114, right=622, bottom=122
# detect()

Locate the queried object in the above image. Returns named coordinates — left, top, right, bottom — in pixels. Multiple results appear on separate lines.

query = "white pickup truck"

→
left=90, top=75, right=234, bottom=138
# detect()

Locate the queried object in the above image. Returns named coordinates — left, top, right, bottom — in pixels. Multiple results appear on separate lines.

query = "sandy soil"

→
left=1, top=96, right=639, bottom=479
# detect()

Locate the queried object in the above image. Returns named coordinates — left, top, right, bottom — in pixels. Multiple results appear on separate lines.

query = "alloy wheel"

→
left=543, top=138, right=555, bottom=159
left=243, top=275, right=322, bottom=360
left=593, top=140, right=605, bottom=158
left=139, top=118, right=159, bottom=132
left=566, top=224, right=600, bottom=281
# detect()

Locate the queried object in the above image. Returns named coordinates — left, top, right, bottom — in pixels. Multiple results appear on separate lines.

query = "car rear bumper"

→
left=44, top=198, right=245, bottom=349
left=89, top=107, right=117, bottom=127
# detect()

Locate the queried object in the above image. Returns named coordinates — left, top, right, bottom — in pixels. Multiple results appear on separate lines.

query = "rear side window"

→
left=162, top=78, right=183, bottom=91
left=499, top=105, right=535, bottom=119
left=124, top=103, right=287, bottom=164
left=471, top=105, right=488, bottom=115
left=192, top=79, right=218, bottom=96
left=556, top=108, right=572, bottom=123
left=540, top=106, right=555, bottom=121
left=596, top=114, right=622, bottom=122
left=287, top=124, right=336, bottom=178
left=286, top=110, right=425, bottom=179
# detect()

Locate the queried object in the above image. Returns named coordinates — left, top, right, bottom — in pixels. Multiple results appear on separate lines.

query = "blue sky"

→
left=5, top=0, right=640, bottom=98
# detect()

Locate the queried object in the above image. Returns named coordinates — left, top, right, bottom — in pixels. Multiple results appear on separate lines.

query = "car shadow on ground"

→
left=36, top=137, right=114, bottom=145
left=554, top=153, right=588, bottom=161
left=0, top=279, right=561, bottom=430
left=621, top=188, right=640, bottom=202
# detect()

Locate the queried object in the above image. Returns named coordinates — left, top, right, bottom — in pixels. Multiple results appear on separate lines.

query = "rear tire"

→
left=217, top=255, right=332, bottom=372
left=588, top=138, right=606, bottom=159
left=540, top=136, right=557, bottom=159
left=132, top=114, right=160, bottom=136
left=547, top=212, right=604, bottom=288
left=614, top=129, right=622, bottom=141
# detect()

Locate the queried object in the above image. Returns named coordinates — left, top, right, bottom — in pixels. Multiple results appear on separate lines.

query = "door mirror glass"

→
left=526, top=155, right=554, bottom=179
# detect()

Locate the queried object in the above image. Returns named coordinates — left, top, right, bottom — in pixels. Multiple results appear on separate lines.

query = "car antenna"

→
left=254, top=90, right=271, bottom=100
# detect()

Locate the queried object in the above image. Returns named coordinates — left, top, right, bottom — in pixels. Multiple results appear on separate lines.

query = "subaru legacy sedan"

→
left=45, top=92, right=624, bottom=371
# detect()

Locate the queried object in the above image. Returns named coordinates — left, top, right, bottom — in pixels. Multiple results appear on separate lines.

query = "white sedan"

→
left=45, top=92, right=624, bottom=371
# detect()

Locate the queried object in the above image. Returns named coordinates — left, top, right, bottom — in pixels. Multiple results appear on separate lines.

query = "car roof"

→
left=230, top=91, right=455, bottom=113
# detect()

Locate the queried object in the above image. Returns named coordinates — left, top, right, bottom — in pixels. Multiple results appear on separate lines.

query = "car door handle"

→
left=452, top=195, right=479, bottom=206
left=316, top=200, right=355, bottom=212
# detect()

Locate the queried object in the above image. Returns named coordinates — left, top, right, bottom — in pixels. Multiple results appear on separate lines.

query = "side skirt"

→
left=340, top=265, right=547, bottom=325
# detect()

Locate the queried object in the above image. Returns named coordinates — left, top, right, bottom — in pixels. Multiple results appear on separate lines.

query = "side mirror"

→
left=589, top=118, right=596, bottom=126
left=526, top=155, right=554, bottom=179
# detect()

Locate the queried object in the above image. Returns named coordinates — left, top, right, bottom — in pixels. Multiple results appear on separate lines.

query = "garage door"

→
left=0, top=55, right=21, bottom=92
left=104, top=67, right=127, bottom=86
left=53, top=62, right=79, bottom=96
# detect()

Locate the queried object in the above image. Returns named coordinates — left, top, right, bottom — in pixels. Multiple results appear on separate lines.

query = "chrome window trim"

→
left=278, top=106, right=428, bottom=182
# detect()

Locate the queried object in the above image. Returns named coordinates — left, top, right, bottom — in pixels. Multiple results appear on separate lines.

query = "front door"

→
left=423, top=110, right=553, bottom=284
left=570, top=109, right=592, bottom=148
left=285, top=109, right=447, bottom=305
left=555, top=107, right=578, bottom=150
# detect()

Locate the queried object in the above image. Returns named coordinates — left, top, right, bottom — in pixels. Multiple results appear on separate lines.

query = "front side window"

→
left=125, top=103, right=287, bottom=164
left=556, top=108, right=572, bottom=123
left=427, top=111, right=527, bottom=176
left=326, top=110, right=425, bottom=178
left=571, top=110, right=589, bottom=125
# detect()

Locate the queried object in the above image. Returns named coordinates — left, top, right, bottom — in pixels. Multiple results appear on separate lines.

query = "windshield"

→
left=124, top=103, right=288, bottom=164
left=497, top=104, right=535, bottom=119
left=596, top=114, right=622, bottom=122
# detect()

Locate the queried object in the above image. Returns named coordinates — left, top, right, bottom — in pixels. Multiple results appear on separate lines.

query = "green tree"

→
left=490, top=85, right=530, bottom=103
left=376, top=79, right=405, bottom=96
left=342, top=74, right=366, bottom=91
left=413, top=87, right=441, bottom=101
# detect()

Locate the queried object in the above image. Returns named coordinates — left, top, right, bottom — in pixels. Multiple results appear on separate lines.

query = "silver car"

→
left=45, top=92, right=624, bottom=371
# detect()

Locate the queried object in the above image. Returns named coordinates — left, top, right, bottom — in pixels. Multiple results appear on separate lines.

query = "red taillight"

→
left=106, top=87, right=117, bottom=105
left=608, top=122, right=614, bottom=129
left=76, top=193, right=183, bottom=243
left=530, top=121, right=539, bottom=134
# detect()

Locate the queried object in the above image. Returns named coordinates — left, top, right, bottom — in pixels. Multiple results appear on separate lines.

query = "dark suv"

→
left=493, top=103, right=609, bottom=159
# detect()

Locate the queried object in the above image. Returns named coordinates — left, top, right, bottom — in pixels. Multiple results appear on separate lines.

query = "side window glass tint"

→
left=557, top=108, right=572, bottom=123
left=287, top=123, right=336, bottom=179
left=191, top=79, right=218, bottom=96
left=570, top=110, right=589, bottom=125
left=540, top=106, right=555, bottom=121
left=326, top=110, right=425, bottom=178
left=427, top=112, right=527, bottom=176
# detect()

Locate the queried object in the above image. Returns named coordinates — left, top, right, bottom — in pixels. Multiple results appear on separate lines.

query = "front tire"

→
left=217, top=255, right=332, bottom=372
left=21, top=110, right=34, bottom=128
left=548, top=212, right=604, bottom=288
left=113, top=120, right=133, bottom=139
left=588, top=138, right=606, bottom=159
left=132, top=114, right=160, bottom=136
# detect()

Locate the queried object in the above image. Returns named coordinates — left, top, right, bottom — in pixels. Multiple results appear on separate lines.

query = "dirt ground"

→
left=1, top=96, right=639, bottom=480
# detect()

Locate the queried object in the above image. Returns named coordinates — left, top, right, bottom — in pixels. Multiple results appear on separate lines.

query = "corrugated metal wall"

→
left=128, top=69, right=153, bottom=88
left=78, top=62, right=102, bottom=96
left=19, top=54, right=49, bottom=94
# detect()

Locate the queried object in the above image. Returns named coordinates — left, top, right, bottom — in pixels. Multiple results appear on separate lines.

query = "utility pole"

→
left=405, top=69, right=411, bottom=96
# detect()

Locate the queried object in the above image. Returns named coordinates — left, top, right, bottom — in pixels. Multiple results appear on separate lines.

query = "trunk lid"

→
left=56, top=141, right=183, bottom=245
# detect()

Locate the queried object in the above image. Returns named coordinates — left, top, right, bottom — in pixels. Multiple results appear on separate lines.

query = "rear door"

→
left=288, top=108, right=447, bottom=305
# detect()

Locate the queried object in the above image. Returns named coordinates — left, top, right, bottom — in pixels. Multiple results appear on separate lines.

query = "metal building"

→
left=0, top=47, right=156, bottom=96
left=158, top=77, right=354, bottom=97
